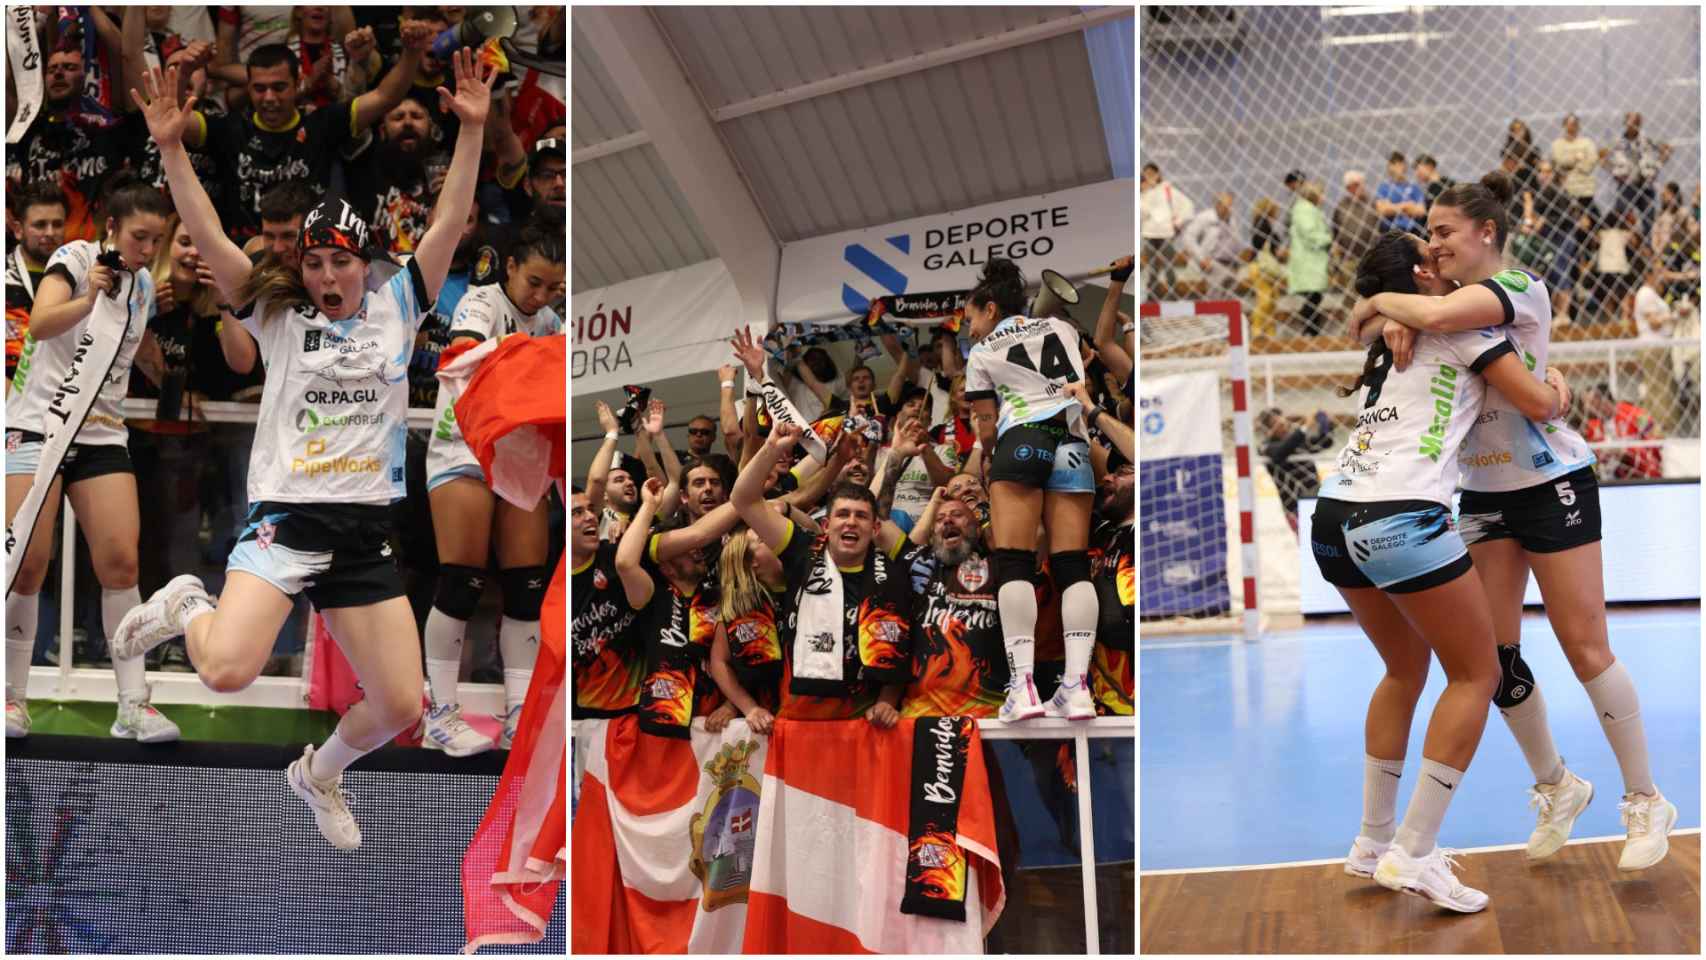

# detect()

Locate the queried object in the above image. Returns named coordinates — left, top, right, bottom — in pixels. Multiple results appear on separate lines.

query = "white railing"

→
left=570, top=715, right=1135, bottom=955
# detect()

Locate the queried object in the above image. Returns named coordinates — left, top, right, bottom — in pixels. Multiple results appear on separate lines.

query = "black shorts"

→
left=987, top=419, right=1094, bottom=493
left=5, top=429, right=134, bottom=485
left=227, top=501, right=405, bottom=609
left=1311, top=497, right=1473, bottom=594
left=1458, top=465, right=1602, bottom=554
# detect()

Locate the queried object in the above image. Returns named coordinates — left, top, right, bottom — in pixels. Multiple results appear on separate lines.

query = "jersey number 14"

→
left=1006, top=332, right=1079, bottom=382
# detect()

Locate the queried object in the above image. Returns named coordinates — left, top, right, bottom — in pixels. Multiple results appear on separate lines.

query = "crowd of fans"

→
left=570, top=259, right=1137, bottom=740
left=1140, top=111, right=1700, bottom=350
left=3, top=5, right=565, bottom=674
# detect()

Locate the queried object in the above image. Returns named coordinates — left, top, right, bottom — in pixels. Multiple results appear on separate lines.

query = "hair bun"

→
left=980, top=257, right=1024, bottom=288
left=1353, top=274, right=1383, bottom=299
left=1480, top=170, right=1515, bottom=206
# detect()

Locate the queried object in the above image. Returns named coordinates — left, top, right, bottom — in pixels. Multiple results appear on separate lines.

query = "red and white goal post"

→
left=1137, top=300, right=1262, bottom=640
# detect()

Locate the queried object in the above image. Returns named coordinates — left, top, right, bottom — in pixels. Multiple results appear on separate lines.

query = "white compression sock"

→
left=1499, top=686, right=1564, bottom=786
left=1395, top=758, right=1465, bottom=858
left=1059, top=580, right=1098, bottom=681
left=996, top=580, right=1038, bottom=677
left=5, top=592, right=38, bottom=702
left=103, top=587, right=146, bottom=698
left=1583, top=659, right=1655, bottom=796
left=309, top=729, right=371, bottom=783
left=498, top=618, right=539, bottom=715
left=1361, top=754, right=1405, bottom=844
left=422, top=607, right=467, bottom=708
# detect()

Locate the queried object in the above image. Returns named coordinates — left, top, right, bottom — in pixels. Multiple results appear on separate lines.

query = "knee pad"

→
left=1494, top=643, right=1537, bottom=709
left=433, top=564, right=488, bottom=621
left=991, top=548, right=1035, bottom=587
left=500, top=565, right=550, bottom=621
left=1049, top=550, right=1091, bottom=589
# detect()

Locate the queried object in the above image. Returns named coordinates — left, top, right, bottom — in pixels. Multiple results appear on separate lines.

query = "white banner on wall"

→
left=1139, top=371, right=1222, bottom=461
left=570, top=258, right=745, bottom=395
left=775, top=178, right=1135, bottom=326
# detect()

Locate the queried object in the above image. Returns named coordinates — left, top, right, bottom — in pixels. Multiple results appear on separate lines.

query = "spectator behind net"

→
left=1256, top=407, right=1335, bottom=536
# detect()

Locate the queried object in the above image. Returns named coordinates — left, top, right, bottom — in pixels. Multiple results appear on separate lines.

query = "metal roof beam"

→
left=572, top=131, right=652, bottom=166
left=709, top=6, right=1135, bottom=123
left=576, top=7, right=780, bottom=330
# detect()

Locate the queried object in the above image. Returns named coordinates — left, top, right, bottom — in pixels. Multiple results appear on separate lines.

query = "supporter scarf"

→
left=6, top=5, right=42, bottom=143
left=901, top=714, right=974, bottom=921
left=757, top=379, right=827, bottom=464
left=865, top=288, right=969, bottom=334
left=5, top=263, right=135, bottom=596
left=293, top=34, right=347, bottom=94
left=787, top=542, right=910, bottom=698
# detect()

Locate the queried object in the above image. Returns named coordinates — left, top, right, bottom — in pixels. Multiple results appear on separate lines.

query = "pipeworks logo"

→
left=291, top=437, right=381, bottom=476
left=295, top=408, right=386, bottom=434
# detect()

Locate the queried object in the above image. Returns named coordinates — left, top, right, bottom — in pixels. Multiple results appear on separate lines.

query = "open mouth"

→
left=322, top=293, right=344, bottom=309
left=838, top=530, right=860, bottom=547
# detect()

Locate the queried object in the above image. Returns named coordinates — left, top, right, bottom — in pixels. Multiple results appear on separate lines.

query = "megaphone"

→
left=431, top=7, right=517, bottom=59
left=1031, top=269, right=1080, bottom=319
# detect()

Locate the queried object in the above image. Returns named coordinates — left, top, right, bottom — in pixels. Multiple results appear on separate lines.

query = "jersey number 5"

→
left=1006, top=332, right=1079, bottom=382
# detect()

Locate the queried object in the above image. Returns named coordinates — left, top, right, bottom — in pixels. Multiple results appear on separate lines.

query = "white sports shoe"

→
left=497, top=704, right=521, bottom=751
left=286, top=744, right=362, bottom=850
left=1373, top=845, right=1488, bottom=913
left=1617, top=789, right=1678, bottom=871
left=999, top=672, right=1045, bottom=723
left=421, top=702, right=494, bottom=757
left=1525, top=768, right=1593, bottom=860
left=110, top=575, right=213, bottom=660
left=110, top=684, right=181, bottom=743
left=1044, top=673, right=1096, bottom=720
left=1345, top=834, right=1391, bottom=878
left=6, top=698, right=30, bottom=738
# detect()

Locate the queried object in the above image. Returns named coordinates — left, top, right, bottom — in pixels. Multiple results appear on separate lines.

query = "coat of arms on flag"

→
left=691, top=738, right=763, bottom=911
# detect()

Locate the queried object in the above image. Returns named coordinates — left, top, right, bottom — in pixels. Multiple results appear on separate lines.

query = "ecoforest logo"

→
left=296, top=408, right=386, bottom=434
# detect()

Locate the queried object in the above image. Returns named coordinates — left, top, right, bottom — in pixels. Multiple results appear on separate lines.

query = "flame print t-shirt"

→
left=901, top=550, right=1009, bottom=719
left=570, top=540, right=643, bottom=718
left=1089, top=518, right=1135, bottom=715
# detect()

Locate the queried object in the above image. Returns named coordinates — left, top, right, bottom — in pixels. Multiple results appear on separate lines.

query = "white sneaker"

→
left=999, top=672, right=1045, bottom=723
left=1044, top=673, right=1096, bottom=720
left=1373, top=845, right=1488, bottom=913
left=497, top=704, right=521, bottom=751
left=1345, top=834, right=1391, bottom=878
left=110, top=575, right=213, bottom=660
left=1526, top=768, right=1594, bottom=860
left=286, top=744, right=362, bottom=850
left=421, top=702, right=493, bottom=757
left=1617, top=789, right=1678, bottom=871
left=6, top=698, right=30, bottom=738
left=110, top=684, right=181, bottom=743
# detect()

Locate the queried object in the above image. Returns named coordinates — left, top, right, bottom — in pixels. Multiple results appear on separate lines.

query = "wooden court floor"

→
left=1141, top=833, right=1699, bottom=953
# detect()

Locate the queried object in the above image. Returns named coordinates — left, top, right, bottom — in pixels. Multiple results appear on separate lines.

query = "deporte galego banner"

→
left=775, top=178, right=1134, bottom=326
left=571, top=258, right=745, bottom=394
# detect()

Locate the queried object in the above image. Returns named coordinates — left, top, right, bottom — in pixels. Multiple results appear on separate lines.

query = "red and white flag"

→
left=572, top=717, right=1004, bottom=953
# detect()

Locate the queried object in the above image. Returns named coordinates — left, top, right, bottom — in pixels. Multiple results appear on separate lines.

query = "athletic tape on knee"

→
left=433, top=564, right=487, bottom=621
left=499, top=565, right=550, bottom=621
left=1049, top=550, right=1091, bottom=588
left=1494, top=644, right=1537, bottom=709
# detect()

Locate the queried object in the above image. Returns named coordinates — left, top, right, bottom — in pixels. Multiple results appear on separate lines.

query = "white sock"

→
left=997, top=580, right=1037, bottom=678
left=498, top=618, right=539, bottom=715
left=1500, top=687, right=1564, bottom=786
left=1059, top=581, right=1097, bottom=681
left=1583, top=659, right=1655, bottom=796
left=423, top=607, right=466, bottom=708
left=6, top=592, right=38, bottom=702
left=103, top=587, right=146, bottom=699
left=309, top=729, right=370, bottom=783
left=1395, top=758, right=1464, bottom=858
left=1361, top=754, right=1405, bottom=844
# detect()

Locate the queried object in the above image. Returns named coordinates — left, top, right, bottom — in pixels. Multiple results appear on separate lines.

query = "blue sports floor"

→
left=1141, top=607, right=1701, bottom=870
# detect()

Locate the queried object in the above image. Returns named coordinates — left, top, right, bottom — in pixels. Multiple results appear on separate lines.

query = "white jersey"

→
left=1321, top=328, right=1515, bottom=507
left=7, top=241, right=153, bottom=447
left=1455, top=269, right=1596, bottom=492
left=425, top=283, right=562, bottom=482
left=240, top=259, right=429, bottom=505
left=964, top=315, right=1088, bottom=437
